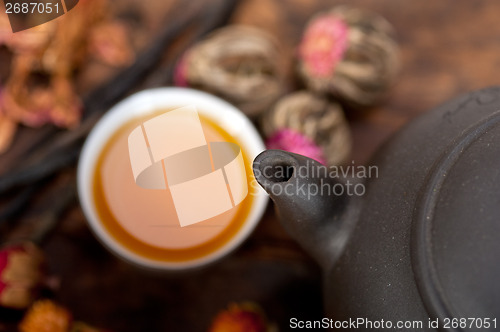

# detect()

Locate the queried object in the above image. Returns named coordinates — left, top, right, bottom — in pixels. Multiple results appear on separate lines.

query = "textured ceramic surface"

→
left=253, top=87, right=500, bottom=331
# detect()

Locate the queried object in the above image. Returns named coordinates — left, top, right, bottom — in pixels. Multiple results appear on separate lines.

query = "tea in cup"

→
left=77, top=88, right=268, bottom=270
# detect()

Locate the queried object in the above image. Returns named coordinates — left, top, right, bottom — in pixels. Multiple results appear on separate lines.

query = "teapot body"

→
left=254, top=87, right=500, bottom=331
left=326, top=87, right=500, bottom=330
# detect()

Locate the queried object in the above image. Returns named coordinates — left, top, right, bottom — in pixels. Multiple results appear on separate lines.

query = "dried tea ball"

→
left=297, top=6, right=399, bottom=107
left=175, top=25, right=285, bottom=117
left=262, top=91, right=351, bottom=166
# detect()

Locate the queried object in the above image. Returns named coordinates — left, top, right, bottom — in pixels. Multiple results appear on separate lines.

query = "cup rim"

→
left=77, top=87, right=268, bottom=271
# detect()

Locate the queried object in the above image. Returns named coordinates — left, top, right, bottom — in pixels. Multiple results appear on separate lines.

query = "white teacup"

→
left=77, top=88, right=268, bottom=270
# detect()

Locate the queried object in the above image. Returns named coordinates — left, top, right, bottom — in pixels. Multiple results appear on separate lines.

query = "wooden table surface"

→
left=1, top=0, right=500, bottom=331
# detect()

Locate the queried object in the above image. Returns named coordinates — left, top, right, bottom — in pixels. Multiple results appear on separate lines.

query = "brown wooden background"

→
left=1, top=0, right=500, bottom=331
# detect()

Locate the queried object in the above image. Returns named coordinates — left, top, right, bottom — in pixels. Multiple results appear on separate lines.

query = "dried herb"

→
left=0, top=0, right=240, bottom=225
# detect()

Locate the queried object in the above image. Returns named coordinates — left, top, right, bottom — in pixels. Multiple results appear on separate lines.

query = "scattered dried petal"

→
left=298, top=14, right=348, bottom=78
left=89, top=22, right=135, bottom=67
left=208, top=302, right=271, bottom=332
left=3, top=70, right=81, bottom=128
left=173, top=52, right=190, bottom=87
left=19, top=300, right=72, bottom=332
left=0, top=105, right=17, bottom=154
left=0, top=0, right=134, bottom=153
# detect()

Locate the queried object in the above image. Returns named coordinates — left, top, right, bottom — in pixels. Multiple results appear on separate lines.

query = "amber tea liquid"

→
left=92, top=110, right=256, bottom=262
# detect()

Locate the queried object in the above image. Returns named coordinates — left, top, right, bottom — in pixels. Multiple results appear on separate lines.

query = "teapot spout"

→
left=253, top=150, right=357, bottom=268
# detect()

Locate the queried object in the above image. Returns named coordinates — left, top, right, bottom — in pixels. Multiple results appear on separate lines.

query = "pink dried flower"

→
left=298, top=15, right=348, bottom=78
left=173, top=52, right=190, bottom=87
left=266, top=129, right=326, bottom=165
left=208, top=302, right=271, bottom=332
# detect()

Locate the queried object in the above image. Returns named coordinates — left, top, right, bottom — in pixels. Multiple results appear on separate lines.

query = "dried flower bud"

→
left=0, top=243, right=45, bottom=309
left=208, top=302, right=274, bottom=332
left=297, top=6, right=399, bottom=107
left=262, top=91, right=351, bottom=166
left=19, top=300, right=71, bottom=332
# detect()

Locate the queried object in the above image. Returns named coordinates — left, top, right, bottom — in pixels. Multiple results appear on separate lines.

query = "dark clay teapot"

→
left=253, top=87, right=500, bottom=331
